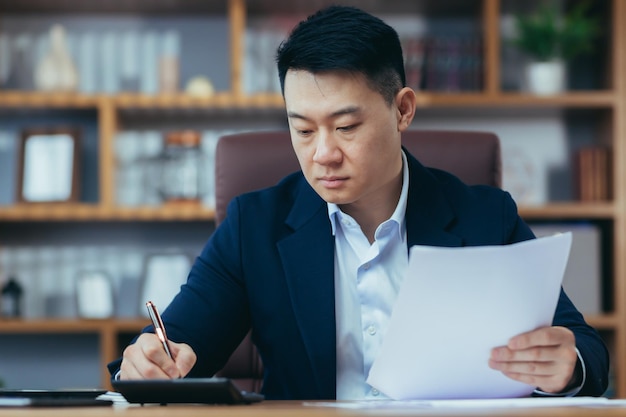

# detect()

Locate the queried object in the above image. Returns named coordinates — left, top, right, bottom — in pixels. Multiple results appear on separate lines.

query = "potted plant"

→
left=511, top=1, right=599, bottom=95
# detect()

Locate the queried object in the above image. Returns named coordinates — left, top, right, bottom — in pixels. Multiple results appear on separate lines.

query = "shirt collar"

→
left=328, top=150, right=409, bottom=238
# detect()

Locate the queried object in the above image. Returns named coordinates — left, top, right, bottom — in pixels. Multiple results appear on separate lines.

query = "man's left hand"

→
left=489, top=326, right=578, bottom=393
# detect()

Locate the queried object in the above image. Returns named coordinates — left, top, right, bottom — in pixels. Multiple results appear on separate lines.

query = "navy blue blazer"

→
left=109, top=150, right=609, bottom=399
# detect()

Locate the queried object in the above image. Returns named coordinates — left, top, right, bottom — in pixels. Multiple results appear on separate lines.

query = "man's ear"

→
left=395, top=87, right=417, bottom=132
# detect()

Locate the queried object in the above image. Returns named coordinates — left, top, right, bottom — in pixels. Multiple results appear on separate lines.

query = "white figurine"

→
left=34, top=24, right=79, bottom=92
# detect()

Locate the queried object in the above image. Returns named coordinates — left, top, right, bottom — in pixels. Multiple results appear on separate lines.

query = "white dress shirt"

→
left=331, top=151, right=409, bottom=400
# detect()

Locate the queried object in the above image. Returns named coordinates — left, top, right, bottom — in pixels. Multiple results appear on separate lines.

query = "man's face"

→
left=284, top=70, right=404, bottom=210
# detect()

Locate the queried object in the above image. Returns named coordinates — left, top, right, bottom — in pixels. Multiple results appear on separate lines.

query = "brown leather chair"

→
left=213, top=129, right=502, bottom=392
left=215, top=130, right=502, bottom=224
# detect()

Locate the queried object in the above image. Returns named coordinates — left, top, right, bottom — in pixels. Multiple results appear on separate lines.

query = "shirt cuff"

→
left=113, top=369, right=122, bottom=381
left=533, top=347, right=586, bottom=397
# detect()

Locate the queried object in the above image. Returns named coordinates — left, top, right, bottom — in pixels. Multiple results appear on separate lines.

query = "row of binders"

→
left=574, top=146, right=611, bottom=202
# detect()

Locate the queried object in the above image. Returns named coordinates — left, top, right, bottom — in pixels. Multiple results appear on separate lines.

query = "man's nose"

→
left=313, top=131, right=341, bottom=164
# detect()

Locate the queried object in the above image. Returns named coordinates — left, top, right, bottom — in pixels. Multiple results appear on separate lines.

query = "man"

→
left=110, top=5, right=609, bottom=400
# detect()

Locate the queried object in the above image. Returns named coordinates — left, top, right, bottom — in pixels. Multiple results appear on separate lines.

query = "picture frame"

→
left=138, top=252, right=191, bottom=317
left=75, top=270, right=114, bottom=319
left=16, top=127, right=80, bottom=203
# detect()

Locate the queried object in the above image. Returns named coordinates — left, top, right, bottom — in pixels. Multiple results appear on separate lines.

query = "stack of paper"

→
left=367, top=233, right=572, bottom=400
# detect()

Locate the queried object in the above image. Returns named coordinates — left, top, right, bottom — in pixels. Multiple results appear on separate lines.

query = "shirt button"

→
left=368, top=325, right=377, bottom=335
left=342, top=218, right=351, bottom=226
left=363, top=263, right=370, bottom=270
left=372, top=388, right=380, bottom=396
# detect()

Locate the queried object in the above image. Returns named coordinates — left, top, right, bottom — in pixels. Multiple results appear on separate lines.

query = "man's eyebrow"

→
left=331, top=106, right=361, bottom=117
left=287, top=106, right=362, bottom=120
left=287, top=111, right=308, bottom=120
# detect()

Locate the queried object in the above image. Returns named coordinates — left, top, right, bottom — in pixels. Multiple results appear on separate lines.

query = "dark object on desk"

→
left=112, top=377, right=264, bottom=405
left=0, top=388, right=111, bottom=407
left=0, top=388, right=107, bottom=399
left=0, top=397, right=113, bottom=407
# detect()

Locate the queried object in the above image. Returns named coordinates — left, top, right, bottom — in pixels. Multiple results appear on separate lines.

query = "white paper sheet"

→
left=367, top=233, right=572, bottom=400
left=304, top=397, right=626, bottom=409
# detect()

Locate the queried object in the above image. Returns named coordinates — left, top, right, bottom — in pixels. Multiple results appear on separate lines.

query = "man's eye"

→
left=297, top=129, right=313, bottom=136
left=338, top=125, right=356, bottom=132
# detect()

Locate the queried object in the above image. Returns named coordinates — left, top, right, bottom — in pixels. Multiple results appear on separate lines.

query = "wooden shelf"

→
left=0, top=91, right=617, bottom=111
left=0, top=318, right=148, bottom=334
left=114, top=92, right=285, bottom=109
left=0, top=204, right=215, bottom=221
left=0, top=0, right=228, bottom=14
left=0, top=92, right=101, bottom=108
left=519, top=203, right=616, bottom=220
left=0, top=92, right=285, bottom=109
left=416, top=92, right=617, bottom=108
left=586, top=314, right=620, bottom=331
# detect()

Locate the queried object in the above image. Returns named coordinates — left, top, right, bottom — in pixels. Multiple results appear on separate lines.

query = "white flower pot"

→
left=524, top=60, right=566, bottom=95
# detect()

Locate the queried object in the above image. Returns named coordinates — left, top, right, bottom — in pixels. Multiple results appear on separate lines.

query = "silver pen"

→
left=146, top=301, right=173, bottom=359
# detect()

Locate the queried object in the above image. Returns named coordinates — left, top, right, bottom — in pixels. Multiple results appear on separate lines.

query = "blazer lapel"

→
left=404, top=151, right=464, bottom=249
left=277, top=179, right=337, bottom=398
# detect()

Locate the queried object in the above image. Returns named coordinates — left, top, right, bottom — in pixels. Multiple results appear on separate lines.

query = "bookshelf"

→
left=0, top=0, right=625, bottom=396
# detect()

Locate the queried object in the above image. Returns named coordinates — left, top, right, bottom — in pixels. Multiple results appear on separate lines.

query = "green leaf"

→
left=511, top=1, right=599, bottom=61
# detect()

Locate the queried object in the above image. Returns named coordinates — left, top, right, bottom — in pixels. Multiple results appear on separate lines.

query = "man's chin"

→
left=317, top=191, right=353, bottom=206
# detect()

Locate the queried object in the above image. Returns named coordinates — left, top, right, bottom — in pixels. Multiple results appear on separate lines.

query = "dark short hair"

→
left=276, top=5, right=405, bottom=105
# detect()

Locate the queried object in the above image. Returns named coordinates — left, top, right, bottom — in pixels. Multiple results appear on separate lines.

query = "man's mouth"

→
left=319, top=176, right=347, bottom=189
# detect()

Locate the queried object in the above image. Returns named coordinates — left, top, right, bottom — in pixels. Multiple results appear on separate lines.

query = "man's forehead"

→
left=284, top=68, right=367, bottom=87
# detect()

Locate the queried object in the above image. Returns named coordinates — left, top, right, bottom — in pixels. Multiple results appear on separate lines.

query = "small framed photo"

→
left=139, top=252, right=191, bottom=317
left=16, top=128, right=80, bottom=203
left=75, top=270, right=115, bottom=319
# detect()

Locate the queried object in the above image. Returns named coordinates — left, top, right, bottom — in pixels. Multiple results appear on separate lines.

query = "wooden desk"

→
left=1, top=401, right=626, bottom=417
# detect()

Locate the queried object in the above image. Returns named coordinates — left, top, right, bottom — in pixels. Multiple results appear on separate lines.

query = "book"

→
left=574, top=146, right=612, bottom=202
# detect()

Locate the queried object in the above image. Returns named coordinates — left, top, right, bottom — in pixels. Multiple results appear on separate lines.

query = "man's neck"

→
left=339, top=173, right=403, bottom=244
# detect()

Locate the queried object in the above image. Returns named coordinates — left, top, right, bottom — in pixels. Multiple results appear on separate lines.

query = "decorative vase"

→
left=524, top=60, right=566, bottom=95
left=34, top=24, right=79, bottom=92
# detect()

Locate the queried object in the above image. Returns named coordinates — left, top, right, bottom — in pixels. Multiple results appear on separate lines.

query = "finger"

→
left=170, top=342, right=197, bottom=377
left=499, top=370, right=571, bottom=394
left=488, top=353, right=576, bottom=393
left=508, top=326, right=574, bottom=350
left=488, top=357, right=556, bottom=376
left=121, top=342, right=171, bottom=380
left=120, top=351, right=166, bottom=380
left=119, top=352, right=142, bottom=380
left=491, top=345, right=562, bottom=363
left=133, top=333, right=181, bottom=378
left=141, top=340, right=181, bottom=378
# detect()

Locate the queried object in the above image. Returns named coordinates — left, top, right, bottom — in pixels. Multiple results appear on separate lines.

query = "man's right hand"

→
left=119, top=333, right=197, bottom=380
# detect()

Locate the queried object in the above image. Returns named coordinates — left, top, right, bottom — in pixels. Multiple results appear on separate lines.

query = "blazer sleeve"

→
left=162, top=196, right=252, bottom=377
left=503, top=194, right=609, bottom=397
left=552, top=289, right=610, bottom=396
left=107, top=196, right=252, bottom=379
